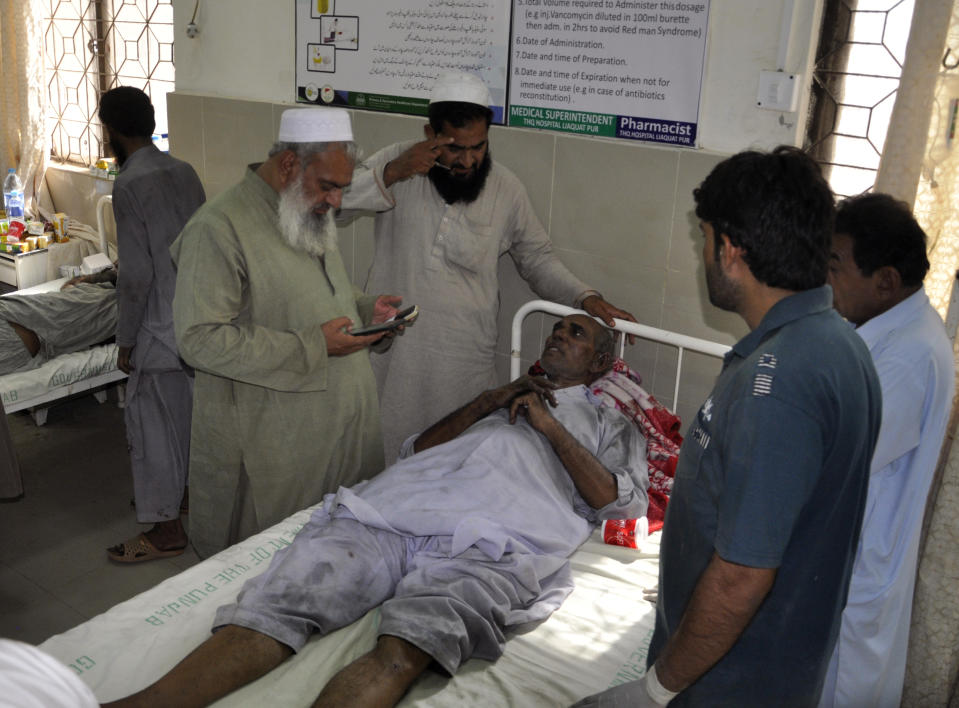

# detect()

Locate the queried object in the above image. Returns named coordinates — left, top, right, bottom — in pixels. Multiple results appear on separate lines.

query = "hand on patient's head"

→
left=581, top=296, right=637, bottom=345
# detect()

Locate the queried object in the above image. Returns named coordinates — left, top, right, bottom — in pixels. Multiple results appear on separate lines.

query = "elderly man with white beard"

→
left=171, top=108, right=399, bottom=559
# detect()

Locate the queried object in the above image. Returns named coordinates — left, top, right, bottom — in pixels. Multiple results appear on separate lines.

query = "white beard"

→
left=277, top=175, right=338, bottom=258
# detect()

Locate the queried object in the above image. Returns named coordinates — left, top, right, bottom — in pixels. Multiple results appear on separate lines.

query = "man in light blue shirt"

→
left=819, top=192, right=955, bottom=708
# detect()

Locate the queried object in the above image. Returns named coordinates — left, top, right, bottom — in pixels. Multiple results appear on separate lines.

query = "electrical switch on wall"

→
left=757, top=70, right=800, bottom=112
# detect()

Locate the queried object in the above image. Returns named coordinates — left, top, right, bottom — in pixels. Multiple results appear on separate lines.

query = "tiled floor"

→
left=0, top=391, right=199, bottom=645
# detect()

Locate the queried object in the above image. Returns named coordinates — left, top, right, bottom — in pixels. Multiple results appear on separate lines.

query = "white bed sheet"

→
left=0, top=344, right=121, bottom=411
left=39, top=504, right=660, bottom=706
left=38, top=298, right=728, bottom=705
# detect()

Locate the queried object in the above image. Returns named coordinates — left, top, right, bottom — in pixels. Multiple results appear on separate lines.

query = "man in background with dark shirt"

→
left=100, top=87, right=206, bottom=563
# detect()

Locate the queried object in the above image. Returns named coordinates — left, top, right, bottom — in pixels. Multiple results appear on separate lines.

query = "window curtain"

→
left=0, top=0, right=48, bottom=217
left=875, top=1, right=959, bottom=705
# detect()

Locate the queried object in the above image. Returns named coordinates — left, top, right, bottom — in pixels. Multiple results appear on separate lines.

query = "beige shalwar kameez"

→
left=172, top=167, right=383, bottom=559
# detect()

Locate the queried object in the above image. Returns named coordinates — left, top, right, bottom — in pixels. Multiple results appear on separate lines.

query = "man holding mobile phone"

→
left=172, top=108, right=400, bottom=559
left=349, top=305, right=418, bottom=336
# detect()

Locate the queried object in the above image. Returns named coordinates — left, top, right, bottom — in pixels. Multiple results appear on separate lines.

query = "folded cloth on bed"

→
left=530, top=358, right=682, bottom=533
left=590, top=359, right=682, bottom=532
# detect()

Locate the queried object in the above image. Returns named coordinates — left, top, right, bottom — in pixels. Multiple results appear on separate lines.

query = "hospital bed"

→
left=0, top=196, right=125, bottom=425
left=38, top=300, right=730, bottom=706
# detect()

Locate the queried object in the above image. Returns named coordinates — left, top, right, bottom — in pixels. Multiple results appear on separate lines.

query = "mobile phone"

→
left=349, top=305, right=418, bottom=336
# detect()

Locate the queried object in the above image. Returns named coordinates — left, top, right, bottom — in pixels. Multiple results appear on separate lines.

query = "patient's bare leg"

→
left=313, top=635, right=431, bottom=708
left=103, top=625, right=292, bottom=708
left=8, top=321, right=40, bottom=357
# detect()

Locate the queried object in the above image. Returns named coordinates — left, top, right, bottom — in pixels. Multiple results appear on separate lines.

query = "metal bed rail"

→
left=510, top=299, right=731, bottom=412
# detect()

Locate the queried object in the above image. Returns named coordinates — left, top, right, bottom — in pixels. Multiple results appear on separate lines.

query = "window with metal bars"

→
left=806, top=0, right=915, bottom=197
left=43, top=0, right=175, bottom=167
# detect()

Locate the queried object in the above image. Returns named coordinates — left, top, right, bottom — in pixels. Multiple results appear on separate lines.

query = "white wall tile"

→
left=352, top=110, right=426, bottom=156
left=494, top=256, right=541, bottom=362
left=661, top=303, right=746, bottom=348
left=202, top=97, right=274, bottom=198
left=550, top=138, right=680, bottom=270
left=489, top=125, right=556, bottom=228
left=167, top=93, right=205, bottom=183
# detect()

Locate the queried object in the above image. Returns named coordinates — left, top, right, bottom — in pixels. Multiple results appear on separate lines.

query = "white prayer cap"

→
left=278, top=107, right=353, bottom=143
left=429, top=72, right=491, bottom=107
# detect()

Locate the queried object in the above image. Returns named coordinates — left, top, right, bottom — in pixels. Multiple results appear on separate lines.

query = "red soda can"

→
left=601, top=517, right=649, bottom=549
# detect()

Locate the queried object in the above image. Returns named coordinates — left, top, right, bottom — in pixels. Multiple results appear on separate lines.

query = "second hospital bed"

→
left=0, top=196, right=125, bottom=425
left=38, top=300, right=730, bottom=706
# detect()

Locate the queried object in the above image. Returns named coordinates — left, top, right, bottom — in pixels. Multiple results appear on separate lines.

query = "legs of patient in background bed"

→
left=313, top=635, right=432, bottom=708
left=102, top=625, right=292, bottom=708
left=8, top=321, right=39, bottom=357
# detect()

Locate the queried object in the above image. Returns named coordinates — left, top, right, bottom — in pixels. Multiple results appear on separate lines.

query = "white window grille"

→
left=43, top=0, right=175, bottom=166
left=807, top=0, right=916, bottom=197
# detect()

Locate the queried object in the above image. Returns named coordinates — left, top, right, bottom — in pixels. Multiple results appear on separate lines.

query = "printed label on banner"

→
left=615, top=116, right=697, bottom=146
left=510, top=106, right=697, bottom=146
left=346, top=92, right=429, bottom=115
left=510, top=105, right=616, bottom=136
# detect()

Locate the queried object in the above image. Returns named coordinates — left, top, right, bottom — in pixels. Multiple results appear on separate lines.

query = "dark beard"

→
left=705, top=259, right=741, bottom=312
left=428, top=152, right=492, bottom=204
left=103, top=127, right=129, bottom=165
left=112, top=144, right=128, bottom=165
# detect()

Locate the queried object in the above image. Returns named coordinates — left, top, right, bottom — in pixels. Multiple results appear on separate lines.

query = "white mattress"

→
left=0, top=344, right=120, bottom=410
left=40, top=506, right=660, bottom=706
left=3, top=276, right=72, bottom=297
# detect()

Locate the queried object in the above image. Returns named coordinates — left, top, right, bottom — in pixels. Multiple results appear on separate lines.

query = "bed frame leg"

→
left=29, top=407, right=48, bottom=426
left=93, top=389, right=108, bottom=404
left=116, top=383, right=126, bottom=409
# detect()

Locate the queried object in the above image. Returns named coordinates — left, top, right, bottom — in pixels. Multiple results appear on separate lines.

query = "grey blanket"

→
left=0, top=283, right=118, bottom=374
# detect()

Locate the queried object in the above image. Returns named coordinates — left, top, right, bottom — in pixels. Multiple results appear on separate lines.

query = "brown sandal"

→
left=107, top=533, right=186, bottom=563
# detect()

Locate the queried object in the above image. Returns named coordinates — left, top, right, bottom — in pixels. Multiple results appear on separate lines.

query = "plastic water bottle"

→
left=3, top=169, right=24, bottom=219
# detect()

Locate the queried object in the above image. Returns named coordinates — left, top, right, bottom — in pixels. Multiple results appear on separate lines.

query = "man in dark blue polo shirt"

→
left=575, top=147, right=881, bottom=707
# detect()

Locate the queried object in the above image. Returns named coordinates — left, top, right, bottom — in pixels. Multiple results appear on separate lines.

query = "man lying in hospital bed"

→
left=0, top=272, right=117, bottom=375
left=105, top=313, right=649, bottom=708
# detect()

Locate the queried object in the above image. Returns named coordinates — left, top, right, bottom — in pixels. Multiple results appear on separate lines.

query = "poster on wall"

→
left=507, top=0, right=710, bottom=147
left=294, top=0, right=511, bottom=123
